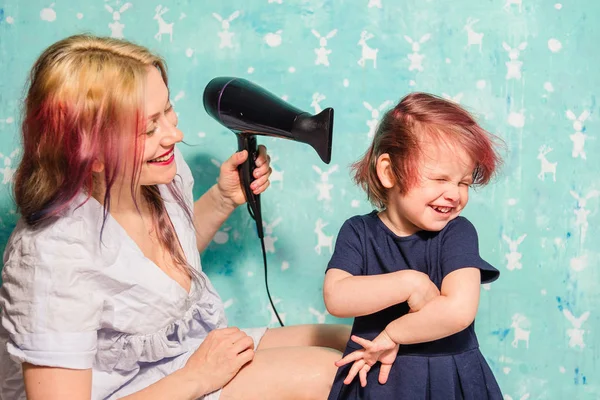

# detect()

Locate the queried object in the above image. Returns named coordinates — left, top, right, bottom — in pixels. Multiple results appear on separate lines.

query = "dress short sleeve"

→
left=440, top=217, right=499, bottom=284
left=326, top=218, right=365, bottom=276
left=0, top=220, right=102, bottom=369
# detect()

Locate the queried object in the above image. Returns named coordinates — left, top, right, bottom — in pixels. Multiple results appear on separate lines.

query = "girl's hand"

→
left=335, top=331, right=398, bottom=387
left=183, top=327, right=255, bottom=396
left=216, top=145, right=272, bottom=209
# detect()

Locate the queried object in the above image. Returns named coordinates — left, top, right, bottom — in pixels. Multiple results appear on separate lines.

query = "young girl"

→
left=323, top=93, right=503, bottom=399
left=0, top=34, right=350, bottom=400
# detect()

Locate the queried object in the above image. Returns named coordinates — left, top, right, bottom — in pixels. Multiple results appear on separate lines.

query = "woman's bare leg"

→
left=220, top=346, right=340, bottom=400
left=257, top=324, right=351, bottom=352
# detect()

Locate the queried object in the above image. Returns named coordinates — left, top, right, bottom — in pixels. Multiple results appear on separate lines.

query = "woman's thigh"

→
left=257, top=324, right=351, bottom=352
left=220, top=346, right=340, bottom=400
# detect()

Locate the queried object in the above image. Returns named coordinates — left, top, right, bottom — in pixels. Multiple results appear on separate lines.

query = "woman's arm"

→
left=323, top=268, right=440, bottom=318
left=192, top=147, right=271, bottom=253
left=23, top=364, right=202, bottom=400
left=193, top=184, right=237, bottom=253
left=384, top=267, right=481, bottom=344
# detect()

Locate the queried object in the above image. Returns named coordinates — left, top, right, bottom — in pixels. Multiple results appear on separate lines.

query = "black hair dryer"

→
left=203, top=77, right=334, bottom=239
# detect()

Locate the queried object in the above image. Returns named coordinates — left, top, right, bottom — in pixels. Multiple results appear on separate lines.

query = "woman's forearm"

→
left=193, top=184, right=237, bottom=253
left=120, top=368, right=204, bottom=400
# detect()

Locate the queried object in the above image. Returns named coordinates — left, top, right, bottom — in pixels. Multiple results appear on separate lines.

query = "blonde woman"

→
left=0, top=34, right=349, bottom=400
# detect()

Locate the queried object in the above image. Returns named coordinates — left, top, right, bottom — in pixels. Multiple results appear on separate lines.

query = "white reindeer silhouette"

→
left=309, top=307, right=329, bottom=323
left=314, top=219, right=334, bottom=255
left=537, top=145, right=557, bottom=182
left=213, top=11, right=240, bottom=49
left=0, top=149, right=20, bottom=184
left=571, top=190, right=599, bottom=246
left=464, top=18, right=483, bottom=52
left=358, top=30, right=378, bottom=68
left=313, top=165, right=339, bottom=201
left=312, top=29, right=337, bottom=66
left=511, top=313, right=530, bottom=349
left=405, top=34, right=430, bottom=72
left=566, top=110, right=591, bottom=159
left=502, top=234, right=526, bottom=271
left=263, top=217, right=282, bottom=254
left=503, top=42, right=527, bottom=80
left=563, top=310, right=590, bottom=349
left=105, top=2, right=132, bottom=38
left=154, top=5, right=174, bottom=42
left=504, top=0, right=523, bottom=13
left=364, top=100, right=392, bottom=138
left=311, top=93, right=326, bottom=114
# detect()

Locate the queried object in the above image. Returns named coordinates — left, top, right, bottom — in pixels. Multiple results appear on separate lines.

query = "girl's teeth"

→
left=433, top=206, right=451, bottom=213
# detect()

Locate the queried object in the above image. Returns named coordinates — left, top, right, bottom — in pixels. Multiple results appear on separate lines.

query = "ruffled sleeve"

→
left=439, top=217, right=499, bottom=284
left=0, top=220, right=103, bottom=369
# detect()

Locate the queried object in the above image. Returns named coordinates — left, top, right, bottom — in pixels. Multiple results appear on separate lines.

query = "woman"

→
left=0, top=34, right=349, bottom=400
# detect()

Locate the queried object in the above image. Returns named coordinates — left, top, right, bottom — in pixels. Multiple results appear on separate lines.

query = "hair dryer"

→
left=203, top=77, right=334, bottom=239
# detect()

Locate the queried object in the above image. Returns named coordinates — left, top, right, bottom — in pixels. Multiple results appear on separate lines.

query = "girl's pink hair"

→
left=352, top=92, right=502, bottom=208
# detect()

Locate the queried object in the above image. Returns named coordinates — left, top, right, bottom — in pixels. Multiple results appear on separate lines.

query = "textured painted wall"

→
left=0, top=0, right=599, bottom=398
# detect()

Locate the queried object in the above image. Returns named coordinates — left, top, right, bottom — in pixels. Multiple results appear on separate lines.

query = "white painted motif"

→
left=570, top=189, right=599, bottom=246
left=263, top=217, right=282, bottom=254
left=213, top=11, right=240, bottom=49
left=563, top=310, right=590, bottom=349
left=358, top=31, right=379, bottom=68
left=503, top=42, right=527, bottom=80
left=364, top=101, right=392, bottom=138
left=504, top=0, right=523, bottom=13
left=405, top=34, right=430, bottom=71
left=154, top=5, right=174, bottom=42
left=313, top=165, right=338, bottom=201
left=537, top=145, right=557, bottom=182
left=566, top=110, right=591, bottom=160
left=502, top=234, right=527, bottom=271
left=312, top=29, right=337, bottom=66
left=264, top=30, right=283, bottom=47
left=105, top=2, right=132, bottom=38
left=309, top=307, right=329, bottom=323
left=0, top=149, right=19, bottom=185
left=314, top=219, right=334, bottom=255
left=511, top=313, right=530, bottom=349
left=311, top=93, right=326, bottom=114
left=464, top=18, right=484, bottom=52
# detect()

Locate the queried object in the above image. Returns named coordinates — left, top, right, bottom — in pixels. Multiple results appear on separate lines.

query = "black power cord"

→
left=247, top=203, right=284, bottom=327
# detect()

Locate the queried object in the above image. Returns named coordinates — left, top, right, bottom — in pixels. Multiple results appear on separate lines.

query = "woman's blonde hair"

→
left=16, top=34, right=195, bottom=277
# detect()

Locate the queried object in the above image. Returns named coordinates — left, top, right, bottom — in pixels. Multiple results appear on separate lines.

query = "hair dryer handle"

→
left=237, top=134, right=264, bottom=238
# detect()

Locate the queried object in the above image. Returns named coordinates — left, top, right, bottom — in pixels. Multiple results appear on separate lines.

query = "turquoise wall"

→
left=1, top=0, right=599, bottom=398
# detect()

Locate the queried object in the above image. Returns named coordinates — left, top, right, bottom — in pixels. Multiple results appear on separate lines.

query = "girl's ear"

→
left=92, top=159, right=104, bottom=173
left=376, top=153, right=395, bottom=189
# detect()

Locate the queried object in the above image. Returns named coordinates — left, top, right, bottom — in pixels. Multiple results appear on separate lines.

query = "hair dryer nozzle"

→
left=292, top=108, right=333, bottom=164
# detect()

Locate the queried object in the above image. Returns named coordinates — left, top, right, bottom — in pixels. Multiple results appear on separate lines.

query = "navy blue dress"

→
left=327, top=212, right=503, bottom=400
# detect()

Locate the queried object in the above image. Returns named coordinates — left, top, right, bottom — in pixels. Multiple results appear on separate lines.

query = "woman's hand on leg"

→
left=182, top=327, right=255, bottom=397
